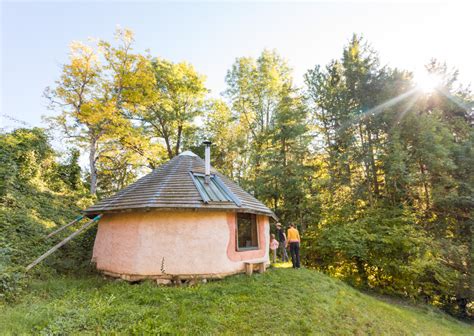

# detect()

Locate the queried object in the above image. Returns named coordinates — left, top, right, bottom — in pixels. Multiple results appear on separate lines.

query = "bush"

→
left=0, top=128, right=94, bottom=303
left=0, top=267, right=28, bottom=302
left=302, top=205, right=466, bottom=316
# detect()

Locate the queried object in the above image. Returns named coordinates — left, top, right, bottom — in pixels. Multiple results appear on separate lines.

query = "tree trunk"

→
left=419, top=161, right=430, bottom=209
left=153, top=116, right=173, bottom=159
left=175, top=124, right=183, bottom=157
left=164, top=136, right=173, bottom=160
left=89, top=137, right=97, bottom=195
left=358, top=124, right=372, bottom=205
left=253, top=138, right=263, bottom=198
left=367, top=129, right=380, bottom=197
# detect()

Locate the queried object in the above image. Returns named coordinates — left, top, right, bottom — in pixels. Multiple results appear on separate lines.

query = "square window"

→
left=236, top=213, right=258, bottom=250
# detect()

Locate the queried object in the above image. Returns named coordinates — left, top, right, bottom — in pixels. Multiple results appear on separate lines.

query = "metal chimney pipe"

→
left=203, top=140, right=211, bottom=184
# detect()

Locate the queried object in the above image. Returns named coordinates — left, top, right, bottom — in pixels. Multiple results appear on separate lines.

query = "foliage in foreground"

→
left=0, top=268, right=471, bottom=335
left=0, top=128, right=94, bottom=301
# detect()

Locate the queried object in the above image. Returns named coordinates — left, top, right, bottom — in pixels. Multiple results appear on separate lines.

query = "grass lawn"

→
left=0, top=265, right=472, bottom=335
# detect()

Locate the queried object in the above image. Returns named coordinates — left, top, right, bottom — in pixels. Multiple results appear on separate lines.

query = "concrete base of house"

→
left=99, top=266, right=268, bottom=285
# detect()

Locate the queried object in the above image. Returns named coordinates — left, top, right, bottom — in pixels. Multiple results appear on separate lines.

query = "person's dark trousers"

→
left=289, top=242, right=300, bottom=268
left=279, top=241, right=289, bottom=262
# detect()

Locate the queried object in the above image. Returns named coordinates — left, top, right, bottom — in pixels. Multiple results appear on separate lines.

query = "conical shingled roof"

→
left=84, top=151, right=277, bottom=220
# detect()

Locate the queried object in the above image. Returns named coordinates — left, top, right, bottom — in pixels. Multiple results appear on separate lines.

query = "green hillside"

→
left=1, top=266, right=471, bottom=335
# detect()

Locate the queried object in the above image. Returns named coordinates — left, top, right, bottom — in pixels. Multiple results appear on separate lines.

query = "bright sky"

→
left=1, top=1, right=473, bottom=131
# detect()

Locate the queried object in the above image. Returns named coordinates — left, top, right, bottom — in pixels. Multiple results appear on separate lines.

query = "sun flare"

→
left=416, top=72, right=441, bottom=93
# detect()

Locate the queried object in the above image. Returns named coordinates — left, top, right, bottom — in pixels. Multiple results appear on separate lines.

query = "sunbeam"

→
left=338, top=87, right=419, bottom=132
left=336, top=81, right=473, bottom=135
left=393, top=93, right=419, bottom=126
left=437, top=88, right=473, bottom=112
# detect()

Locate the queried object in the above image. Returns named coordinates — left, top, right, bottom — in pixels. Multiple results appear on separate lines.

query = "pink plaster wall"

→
left=92, top=210, right=269, bottom=277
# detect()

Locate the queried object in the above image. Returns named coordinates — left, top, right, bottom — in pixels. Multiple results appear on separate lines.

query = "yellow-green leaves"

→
left=47, top=28, right=160, bottom=195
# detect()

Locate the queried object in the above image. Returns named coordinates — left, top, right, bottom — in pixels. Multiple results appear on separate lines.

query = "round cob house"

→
left=85, top=144, right=277, bottom=282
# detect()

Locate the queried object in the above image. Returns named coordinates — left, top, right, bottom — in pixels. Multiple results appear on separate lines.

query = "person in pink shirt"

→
left=269, top=233, right=279, bottom=263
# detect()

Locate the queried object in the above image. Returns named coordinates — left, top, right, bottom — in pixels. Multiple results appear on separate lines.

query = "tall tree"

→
left=259, top=84, right=313, bottom=227
left=200, top=99, right=243, bottom=179
left=46, top=28, right=157, bottom=195
left=45, top=41, right=109, bottom=195
left=138, top=59, right=207, bottom=159
left=305, top=60, right=355, bottom=195
left=225, top=49, right=293, bottom=195
left=224, top=50, right=315, bottom=229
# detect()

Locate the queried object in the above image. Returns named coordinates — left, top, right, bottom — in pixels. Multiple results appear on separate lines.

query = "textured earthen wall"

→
left=92, top=211, right=269, bottom=277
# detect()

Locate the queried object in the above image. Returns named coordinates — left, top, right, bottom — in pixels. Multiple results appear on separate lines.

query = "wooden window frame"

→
left=235, top=213, right=259, bottom=251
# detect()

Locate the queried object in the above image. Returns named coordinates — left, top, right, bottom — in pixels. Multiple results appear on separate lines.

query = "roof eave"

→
left=83, top=206, right=278, bottom=221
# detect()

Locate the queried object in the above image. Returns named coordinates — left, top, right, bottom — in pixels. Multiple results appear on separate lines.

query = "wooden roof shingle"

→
left=84, top=151, right=277, bottom=219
